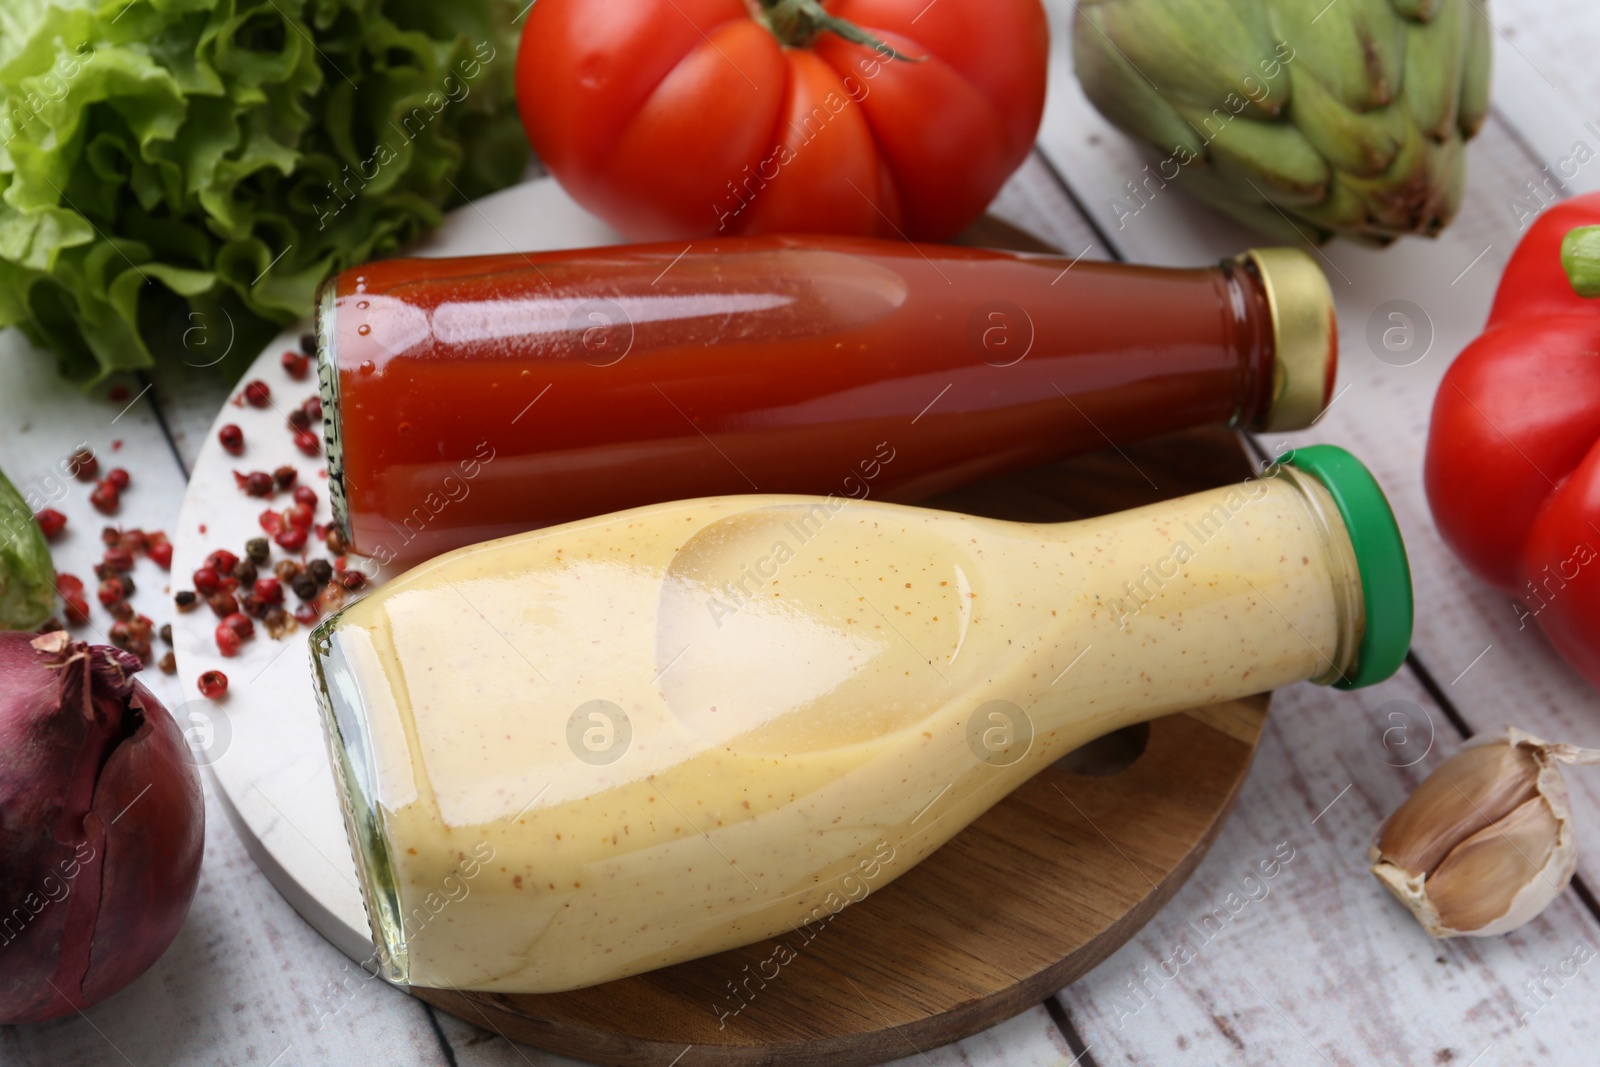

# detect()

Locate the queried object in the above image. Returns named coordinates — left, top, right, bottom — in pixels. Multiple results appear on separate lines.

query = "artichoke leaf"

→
left=1389, top=0, right=1438, bottom=18
left=1266, top=0, right=1406, bottom=111
left=1084, top=0, right=1289, bottom=120
left=1457, top=0, right=1492, bottom=137
left=1182, top=104, right=1329, bottom=206
left=1289, top=171, right=1385, bottom=238
left=1402, top=0, right=1465, bottom=141
left=1181, top=165, right=1330, bottom=242
left=1072, top=6, right=1205, bottom=161
left=1432, top=134, right=1468, bottom=231
left=1289, top=62, right=1405, bottom=176
left=1336, top=117, right=1435, bottom=233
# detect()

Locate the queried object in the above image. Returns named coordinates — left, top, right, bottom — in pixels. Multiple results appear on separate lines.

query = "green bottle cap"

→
left=1277, top=445, right=1413, bottom=690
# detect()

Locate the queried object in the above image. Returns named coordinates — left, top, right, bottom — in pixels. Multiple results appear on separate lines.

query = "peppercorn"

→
left=207, top=591, right=239, bottom=618
left=263, top=606, right=295, bottom=640
left=159, top=651, right=177, bottom=674
left=68, top=446, right=98, bottom=482
left=89, top=481, right=120, bottom=515
left=274, top=465, right=298, bottom=491
left=160, top=623, right=173, bottom=645
left=108, top=601, right=136, bottom=622
left=232, top=558, right=259, bottom=586
left=246, top=537, right=271, bottom=564
left=206, top=548, right=240, bottom=575
left=274, top=559, right=303, bottom=582
left=174, top=590, right=198, bottom=612
left=307, top=559, right=334, bottom=586
left=198, top=670, right=228, bottom=698
left=341, top=570, right=366, bottom=591
left=286, top=408, right=311, bottom=432
left=325, top=527, right=347, bottom=554
left=34, top=509, right=66, bottom=540
left=147, top=540, right=173, bottom=569
left=300, top=331, right=316, bottom=355
left=291, top=573, right=318, bottom=601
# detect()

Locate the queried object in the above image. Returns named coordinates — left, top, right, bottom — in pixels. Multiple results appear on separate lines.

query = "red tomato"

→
left=517, top=0, right=1049, bottom=241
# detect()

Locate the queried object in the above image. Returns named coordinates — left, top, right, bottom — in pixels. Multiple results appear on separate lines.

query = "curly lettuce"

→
left=0, top=0, right=527, bottom=381
left=0, top=469, right=54, bottom=631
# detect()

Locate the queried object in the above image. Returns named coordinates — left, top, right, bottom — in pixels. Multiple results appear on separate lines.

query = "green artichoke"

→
left=1073, top=0, right=1492, bottom=245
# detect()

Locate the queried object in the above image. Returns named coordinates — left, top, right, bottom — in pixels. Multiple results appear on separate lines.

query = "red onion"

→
left=0, top=632, right=204, bottom=1023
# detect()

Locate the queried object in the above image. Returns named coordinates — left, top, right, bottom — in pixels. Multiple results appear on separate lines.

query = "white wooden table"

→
left=5, top=3, right=1600, bottom=1064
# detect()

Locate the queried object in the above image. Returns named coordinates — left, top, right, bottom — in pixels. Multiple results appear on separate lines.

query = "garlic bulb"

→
left=1369, top=728, right=1600, bottom=937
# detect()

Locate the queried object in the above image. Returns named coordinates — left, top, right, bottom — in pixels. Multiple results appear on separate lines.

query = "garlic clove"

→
left=1371, top=740, right=1540, bottom=874
left=1424, top=796, right=1573, bottom=937
left=1369, top=727, right=1598, bottom=938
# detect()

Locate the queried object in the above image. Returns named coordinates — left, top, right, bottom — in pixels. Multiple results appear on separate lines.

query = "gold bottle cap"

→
left=1240, top=247, right=1338, bottom=433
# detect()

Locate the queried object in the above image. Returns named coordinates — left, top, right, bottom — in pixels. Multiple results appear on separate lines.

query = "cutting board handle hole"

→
left=1055, top=722, right=1151, bottom=778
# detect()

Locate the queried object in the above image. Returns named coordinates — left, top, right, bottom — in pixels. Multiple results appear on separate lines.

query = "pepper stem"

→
left=1560, top=225, right=1600, bottom=298
left=753, top=0, right=925, bottom=62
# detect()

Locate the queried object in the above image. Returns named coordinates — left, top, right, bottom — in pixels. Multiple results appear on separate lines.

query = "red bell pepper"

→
left=1426, top=192, right=1600, bottom=687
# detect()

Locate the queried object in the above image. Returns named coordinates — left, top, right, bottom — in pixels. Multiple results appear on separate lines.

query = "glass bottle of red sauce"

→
left=316, top=237, right=1335, bottom=566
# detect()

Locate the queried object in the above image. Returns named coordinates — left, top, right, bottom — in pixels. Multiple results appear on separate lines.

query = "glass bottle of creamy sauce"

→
left=311, top=446, right=1411, bottom=995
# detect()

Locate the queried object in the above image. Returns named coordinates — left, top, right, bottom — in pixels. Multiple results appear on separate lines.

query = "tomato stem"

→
left=752, top=0, right=925, bottom=61
left=1562, top=225, right=1600, bottom=298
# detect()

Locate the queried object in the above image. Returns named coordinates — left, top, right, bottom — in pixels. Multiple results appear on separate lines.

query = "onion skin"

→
left=0, top=632, right=204, bottom=1024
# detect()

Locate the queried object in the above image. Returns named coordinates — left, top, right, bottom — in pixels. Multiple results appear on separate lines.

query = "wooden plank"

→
left=144, top=358, right=246, bottom=477
left=1491, top=0, right=1600, bottom=189
left=433, top=1000, right=1077, bottom=1067
left=989, top=151, right=1109, bottom=265
left=1056, top=669, right=1600, bottom=1065
left=0, top=344, right=189, bottom=713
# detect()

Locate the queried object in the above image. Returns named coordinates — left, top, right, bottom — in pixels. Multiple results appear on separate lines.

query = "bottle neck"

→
left=1035, top=465, right=1366, bottom=706
left=1217, top=259, right=1281, bottom=433
left=1273, top=463, right=1365, bottom=687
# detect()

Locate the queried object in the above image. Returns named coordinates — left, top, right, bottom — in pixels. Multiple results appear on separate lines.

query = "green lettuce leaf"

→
left=0, top=469, right=55, bottom=631
left=0, top=0, right=527, bottom=382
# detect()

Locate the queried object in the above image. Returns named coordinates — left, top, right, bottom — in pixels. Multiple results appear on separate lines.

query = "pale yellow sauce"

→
left=325, top=473, right=1354, bottom=992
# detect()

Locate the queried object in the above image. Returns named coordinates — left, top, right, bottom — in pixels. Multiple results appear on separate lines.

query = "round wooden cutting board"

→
left=414, top=419, right=1271, bottom=1067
